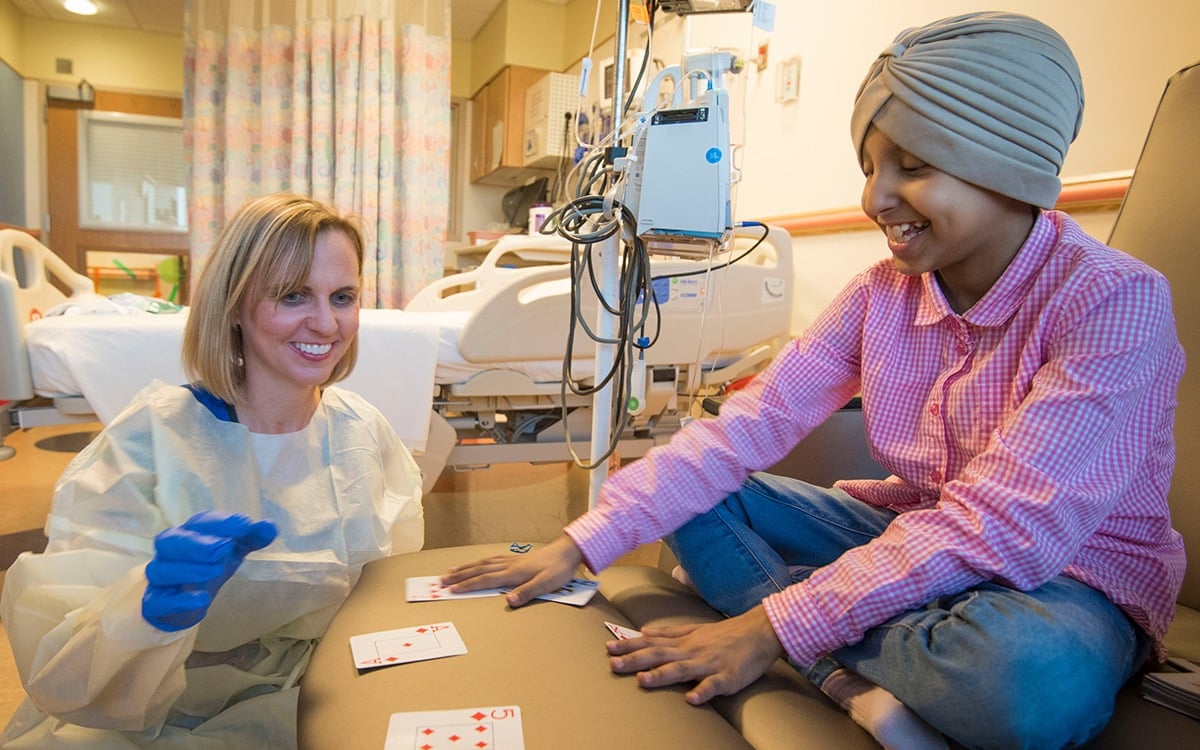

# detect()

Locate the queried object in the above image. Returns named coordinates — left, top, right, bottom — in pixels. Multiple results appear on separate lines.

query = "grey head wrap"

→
left=851, top=12, right=1084, bottom=209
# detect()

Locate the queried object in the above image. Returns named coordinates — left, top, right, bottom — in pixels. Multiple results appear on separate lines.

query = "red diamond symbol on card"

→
left=475, top=743, right=489, bottom=749
left=421, top=728, right=435, bottom=736
left=385, top=656, right=399, bottom=662
left=448, top=734, right=461, bottom=742
left=471, top=712, right=486, bottom=720
left=416, top=627, right=429, bottom=634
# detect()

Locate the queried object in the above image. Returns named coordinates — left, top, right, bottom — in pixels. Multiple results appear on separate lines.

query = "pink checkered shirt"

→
left=566, top=211, right=1186, bottom=665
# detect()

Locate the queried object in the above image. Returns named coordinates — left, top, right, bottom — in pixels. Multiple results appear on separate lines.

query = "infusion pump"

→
left=619, top=50, right=741, bottom=257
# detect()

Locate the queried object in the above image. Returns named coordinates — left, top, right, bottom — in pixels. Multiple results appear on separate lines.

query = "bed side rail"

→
left=448, top=224, right=794, bottom=366
left=0, top=230, right=95, bottom=401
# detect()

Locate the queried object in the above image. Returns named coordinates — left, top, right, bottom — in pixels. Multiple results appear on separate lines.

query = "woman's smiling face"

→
left=237, top=228, right=361, bottom=399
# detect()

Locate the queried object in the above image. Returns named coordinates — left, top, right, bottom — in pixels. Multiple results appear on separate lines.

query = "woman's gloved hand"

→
left=142, top=511, right=278, bottom=632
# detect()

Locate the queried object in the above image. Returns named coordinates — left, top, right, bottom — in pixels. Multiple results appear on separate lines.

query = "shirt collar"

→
left=914, top=210, right=1058, bottom=327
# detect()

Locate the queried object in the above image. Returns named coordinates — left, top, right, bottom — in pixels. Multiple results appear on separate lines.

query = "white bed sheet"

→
left=26, top=309, right=442, bottom=451
left=25, top=307, right=598, bottom=452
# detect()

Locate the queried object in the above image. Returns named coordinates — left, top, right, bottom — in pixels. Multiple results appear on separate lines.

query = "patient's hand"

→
left=442, top=534, right=583, bottom=607
left=606, top=606, right=784, bottom=705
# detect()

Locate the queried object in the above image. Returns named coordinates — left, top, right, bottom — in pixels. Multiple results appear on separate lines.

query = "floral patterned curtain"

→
left=184, top=0, right=450, bottom=308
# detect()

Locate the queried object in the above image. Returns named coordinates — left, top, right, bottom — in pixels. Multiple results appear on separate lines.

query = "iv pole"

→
left=586, top=0, right=631, bottom=509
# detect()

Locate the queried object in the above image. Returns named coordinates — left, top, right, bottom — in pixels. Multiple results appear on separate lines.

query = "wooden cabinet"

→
left=469, top=65, right=555, bottom=187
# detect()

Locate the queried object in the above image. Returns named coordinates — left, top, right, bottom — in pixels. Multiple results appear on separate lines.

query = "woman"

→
left=1, top=194, right=423, bottom=748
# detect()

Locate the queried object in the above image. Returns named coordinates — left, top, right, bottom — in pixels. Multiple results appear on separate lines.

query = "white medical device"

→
left=634, top=89, right=731, bottom=249
left=619, top=50, right=742, bottom=257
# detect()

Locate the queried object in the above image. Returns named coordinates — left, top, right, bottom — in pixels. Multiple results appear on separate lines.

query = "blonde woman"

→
left=1, top=194, right=423, bottom=748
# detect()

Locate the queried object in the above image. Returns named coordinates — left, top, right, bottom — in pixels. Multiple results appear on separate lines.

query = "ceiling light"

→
left=64, top=0, right=99, bottom=16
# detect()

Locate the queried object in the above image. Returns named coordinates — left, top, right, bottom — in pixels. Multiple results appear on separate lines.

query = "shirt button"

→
left=930, top=470, right=942, bottom=483
left=929, top=403, right=940, bottom=416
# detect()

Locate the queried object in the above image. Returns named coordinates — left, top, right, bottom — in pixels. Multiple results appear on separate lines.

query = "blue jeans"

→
left=664, top=473, right=1148, bottom=750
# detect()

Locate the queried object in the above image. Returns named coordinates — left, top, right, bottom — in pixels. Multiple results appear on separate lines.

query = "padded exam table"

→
left=298, top=543, right=755, bottom=750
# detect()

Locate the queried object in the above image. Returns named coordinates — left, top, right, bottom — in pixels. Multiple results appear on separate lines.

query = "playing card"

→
left=604, top=621, right=642, bottom=640
left=532, top=577, right=599, bottom=607
left=405, top=575, right=598, bottom=607
left=349, top=622, right=467, bottom=671
left=384, top=705, right=525, bottom=750
left=406, top=576, right=506, bottom=602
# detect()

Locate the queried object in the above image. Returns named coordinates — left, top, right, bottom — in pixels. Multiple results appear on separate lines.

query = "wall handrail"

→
left=758, top=176, right=1130, bottom=236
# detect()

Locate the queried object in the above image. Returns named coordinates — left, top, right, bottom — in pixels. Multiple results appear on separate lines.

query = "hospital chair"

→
left=1082, top=58, right=1200, bottom=746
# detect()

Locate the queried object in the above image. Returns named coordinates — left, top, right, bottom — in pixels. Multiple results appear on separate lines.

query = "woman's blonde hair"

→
left=182, top=194, right=365, bottom=404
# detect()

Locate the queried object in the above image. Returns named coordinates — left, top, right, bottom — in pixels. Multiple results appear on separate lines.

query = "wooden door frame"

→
left=45, top=90, right=188, bottom=275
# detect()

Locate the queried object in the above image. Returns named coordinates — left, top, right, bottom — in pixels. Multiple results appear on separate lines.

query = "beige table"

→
left=299, top=543, right=753, bottom=749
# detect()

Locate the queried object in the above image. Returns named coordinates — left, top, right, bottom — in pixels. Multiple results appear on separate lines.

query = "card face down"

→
left=405, top=576, right=506, bottom=602
left=349, top=622, right=467, bottom=671
left=534, top=578, right=599, bottom=607
left=405, top=576, right=599, bottom=607
left=385, top=705, right=525, bottom=750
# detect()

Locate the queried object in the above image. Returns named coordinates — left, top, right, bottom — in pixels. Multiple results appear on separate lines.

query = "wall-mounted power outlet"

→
left=777, top=57, right=801, bottom=103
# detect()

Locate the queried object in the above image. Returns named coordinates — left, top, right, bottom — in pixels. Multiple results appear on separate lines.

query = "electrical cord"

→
left=537, top=192, right=660, bottom=469
left=537, top=147, right=756, bottom=471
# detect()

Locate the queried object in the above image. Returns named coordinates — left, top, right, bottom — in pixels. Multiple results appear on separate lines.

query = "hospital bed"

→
left=0, top=225, right=794, bottom=471
left=407, top=224, right=794, bottom=466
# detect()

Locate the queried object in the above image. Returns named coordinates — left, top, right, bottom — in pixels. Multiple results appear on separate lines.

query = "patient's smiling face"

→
left=237, top=228, right=361, bottom=402
left=859, top=125, right=1035, bottom=313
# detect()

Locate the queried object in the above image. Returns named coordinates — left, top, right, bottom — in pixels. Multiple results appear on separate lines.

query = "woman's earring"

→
left=232, top=326, right=244, bottom=368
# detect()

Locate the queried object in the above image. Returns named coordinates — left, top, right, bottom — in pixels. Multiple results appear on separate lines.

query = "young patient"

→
left=443, top=12, right=1185, bottom=749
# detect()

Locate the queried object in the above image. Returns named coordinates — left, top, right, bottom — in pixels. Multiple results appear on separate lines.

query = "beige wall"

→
left=22, top=18, right=182, bottom=93
left=0, top=5, right=182, bottom=94
left=451, top=37, right=472, bottom=99
left=563, top=0, right=615, bottom=67
left=464, top=0, right=574, bottom=97
left=0, top=0, right=22, bottom=73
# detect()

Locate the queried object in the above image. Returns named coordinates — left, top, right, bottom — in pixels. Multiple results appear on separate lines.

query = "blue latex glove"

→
left=142, top=511, right=277, bottom=632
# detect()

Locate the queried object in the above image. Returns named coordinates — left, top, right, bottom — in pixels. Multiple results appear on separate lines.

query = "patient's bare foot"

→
left=670, top=565, right=697, bottom=592
left=820, top=668, right=949, bottom=750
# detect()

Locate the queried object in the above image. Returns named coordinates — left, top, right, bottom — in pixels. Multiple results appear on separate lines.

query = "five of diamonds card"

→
left=349, top=622, right=467, bottom=671
left=384, top=705, right=525, bottom=750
